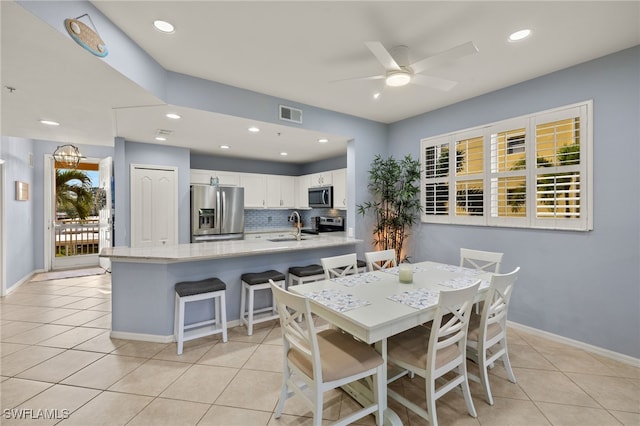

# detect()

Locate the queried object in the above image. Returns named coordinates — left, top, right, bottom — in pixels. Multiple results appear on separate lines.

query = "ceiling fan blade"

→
left=410, top=41, right=479, bottom=74
left=411, top=74, right=458, bottom=91
left=330, top=74, right=385, bottom=84
left=365, top=41, right=401, bottom=71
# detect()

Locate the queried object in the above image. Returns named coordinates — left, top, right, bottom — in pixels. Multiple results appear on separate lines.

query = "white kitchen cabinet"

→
left=295, top=175, right=310, bottom=209
left=239, top=173, right=266, bottom=208
left=190, top=169, right=239, bottom=186
left=308, top=171, right=332, bottom=187
left=266, top=175, right=295, bottom=208
left=332, top=168, right=347, bottom=209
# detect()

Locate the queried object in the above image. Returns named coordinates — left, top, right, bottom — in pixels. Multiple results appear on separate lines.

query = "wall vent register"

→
left=279, top=105, right=303, bottom=124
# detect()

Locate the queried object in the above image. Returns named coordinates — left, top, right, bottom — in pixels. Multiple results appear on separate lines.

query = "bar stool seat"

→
left=174, top=277, right=227, bottom=355
left=240, top=270, right=286, bottom=335
left=288, top=264, right=325, bottom=287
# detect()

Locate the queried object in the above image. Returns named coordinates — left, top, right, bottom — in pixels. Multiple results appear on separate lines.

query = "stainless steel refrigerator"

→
left=190, top=184, right=245, bottom=242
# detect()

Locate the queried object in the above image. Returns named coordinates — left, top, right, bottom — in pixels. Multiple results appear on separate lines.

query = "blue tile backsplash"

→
left=244, top=209, right=344, bottom=231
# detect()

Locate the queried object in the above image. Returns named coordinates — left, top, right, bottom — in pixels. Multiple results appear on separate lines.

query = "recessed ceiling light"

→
left=155, top=136, right=167, bottom=141
left=165, top=113, right=181, bottom=119
left=318, top=138, right=329, bottom=143
left=248, top=126, right=260, bottom=133
left=509, top=29, right=531, bottom=42
left=153, top=20, right=175, bottom=33
left=280, top=152, right=288, bottom=156
left=220, top=145, right=230, bottom=149
left=373, top=92, right=381, bottom=99
left=39, top=119, right=60, bottom=126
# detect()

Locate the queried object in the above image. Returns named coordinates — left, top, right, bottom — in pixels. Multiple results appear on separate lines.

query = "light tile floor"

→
left=1, top=272, right=638, bottom=425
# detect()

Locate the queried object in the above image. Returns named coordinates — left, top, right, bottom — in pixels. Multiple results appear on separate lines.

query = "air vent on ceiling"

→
left=156, top=129, right=173, bottom=136
left=279, top=105, right=303, bottom=124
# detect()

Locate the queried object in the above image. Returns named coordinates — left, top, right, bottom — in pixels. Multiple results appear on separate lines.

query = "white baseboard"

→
left=508, top=320, right=640, bottom=367
left=110, top=319, right=242, bottom=344
left=110, top=331, right=175, bottom=343
left=2, top=269, right=44, bottom=296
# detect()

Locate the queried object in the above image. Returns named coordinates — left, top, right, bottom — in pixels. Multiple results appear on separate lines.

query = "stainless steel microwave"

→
left=308, top=186, right=333, bottom=208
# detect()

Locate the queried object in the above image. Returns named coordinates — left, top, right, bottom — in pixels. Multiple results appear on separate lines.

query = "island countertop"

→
left=100, top=234, right=361, bottom=264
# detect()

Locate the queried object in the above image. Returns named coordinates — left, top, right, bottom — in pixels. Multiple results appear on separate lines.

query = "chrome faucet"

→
left=289, top=210, right=302, bottom=240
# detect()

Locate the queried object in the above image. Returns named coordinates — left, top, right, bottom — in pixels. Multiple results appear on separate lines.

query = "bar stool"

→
left=174, top=277, right=227, bottom=355
left=287, top=264, right=325, bottom=287
left=240, top=269, right=286, bottom=335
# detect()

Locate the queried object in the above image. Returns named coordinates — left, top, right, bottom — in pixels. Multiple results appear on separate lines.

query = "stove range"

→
left=315, top=216, right=345, bottom=233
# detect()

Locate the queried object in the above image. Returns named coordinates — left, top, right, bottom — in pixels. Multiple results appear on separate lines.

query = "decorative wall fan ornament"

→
left=335, top=41, right=478, bottom=91
left=64, top=14, right=108, bottom=57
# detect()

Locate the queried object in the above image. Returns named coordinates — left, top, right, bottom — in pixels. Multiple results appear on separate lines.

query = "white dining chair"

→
left=386, top=282, right=480, bottom=426
left=269, top=281, right=385, bottom=426
left=466, top=267, right=519, bottom=405
left=460, top=248, right=503, bottom=273
left=320, top=253, right=359, bottom=279
left=364, top=249, right=397, bottom=272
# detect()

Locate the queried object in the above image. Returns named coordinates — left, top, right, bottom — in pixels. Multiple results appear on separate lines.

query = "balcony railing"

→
left=55, top=218, right=99, bottom=257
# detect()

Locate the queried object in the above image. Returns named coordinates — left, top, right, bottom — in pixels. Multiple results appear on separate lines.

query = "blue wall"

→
left=190, top=153, right=347, bottom=176
left=1, top=137, right=36, bottom=286
left=387, top=46, right=640, bottom=358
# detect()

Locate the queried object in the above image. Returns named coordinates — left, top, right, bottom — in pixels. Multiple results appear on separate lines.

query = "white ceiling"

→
left=2, top=1, right=639, bottom=163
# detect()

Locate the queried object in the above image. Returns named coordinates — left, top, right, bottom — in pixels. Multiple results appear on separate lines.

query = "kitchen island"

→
left=100, top=234, right=361, bottom=342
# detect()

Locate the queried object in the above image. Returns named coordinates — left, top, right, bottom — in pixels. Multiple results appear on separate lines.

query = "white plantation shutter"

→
left=531, top=105, right=590, bottom=230
left=487, top=119, right=529, bottom=227
left=422, top=138, right=451, bottom=222
left=454, top=132, right=485, bottom=224
left=421, top=101, right=592, bottom=231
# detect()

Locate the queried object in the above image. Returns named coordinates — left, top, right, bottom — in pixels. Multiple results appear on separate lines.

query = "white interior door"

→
left=130, top=165, right=178, bottom=248
left=98, top=157, right=112, bottom=270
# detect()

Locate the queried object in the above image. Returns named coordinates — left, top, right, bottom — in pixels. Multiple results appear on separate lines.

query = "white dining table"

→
left=288, top=260, right=492, bottom=426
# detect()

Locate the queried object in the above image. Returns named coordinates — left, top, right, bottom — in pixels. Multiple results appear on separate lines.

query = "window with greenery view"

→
left=420, top=101, right=592, bottom=231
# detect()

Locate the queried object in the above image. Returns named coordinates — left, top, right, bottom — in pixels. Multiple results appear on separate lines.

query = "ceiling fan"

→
left=339, top=41, right=479, bottom=91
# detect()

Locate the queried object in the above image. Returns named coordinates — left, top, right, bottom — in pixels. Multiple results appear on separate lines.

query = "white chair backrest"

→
left=480, top=267, right=519, bottom=340
left=365, top=249, right=397, bottom=271
left=427, top=282, right=480, bottom=373
left=460, top=248, right=503, bottom=273
left=321, top=253, right=359, bottom=279
left=270, top=281, right=323, bottom=383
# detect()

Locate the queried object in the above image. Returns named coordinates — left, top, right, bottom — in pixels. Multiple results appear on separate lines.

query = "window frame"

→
left=420, top=100, right=593, bottom=231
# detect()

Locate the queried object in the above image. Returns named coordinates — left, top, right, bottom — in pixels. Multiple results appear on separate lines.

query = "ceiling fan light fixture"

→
left=385, top=71, right=411, bottom=87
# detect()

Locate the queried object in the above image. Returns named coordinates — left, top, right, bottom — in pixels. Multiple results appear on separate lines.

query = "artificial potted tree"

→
left=357, top=154, right=421, bottom=264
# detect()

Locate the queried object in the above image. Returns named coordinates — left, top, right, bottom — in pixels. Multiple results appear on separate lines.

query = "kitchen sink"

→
left=267, top=236, right=308, bottom=242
